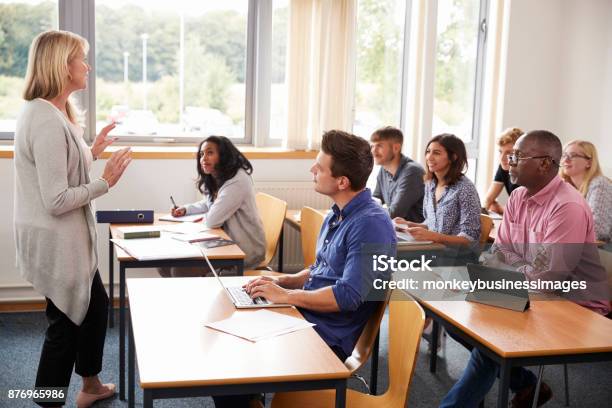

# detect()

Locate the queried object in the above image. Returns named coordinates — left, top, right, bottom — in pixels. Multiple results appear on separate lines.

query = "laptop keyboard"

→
left=228, top=287, right=269, bottom=306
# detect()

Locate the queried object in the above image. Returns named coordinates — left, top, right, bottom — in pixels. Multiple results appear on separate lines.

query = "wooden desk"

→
left=127, top=277, right=350, bottom=407
left=405, top=268, right=612, bottom=408
left=108, top=215, right=246, bottom=401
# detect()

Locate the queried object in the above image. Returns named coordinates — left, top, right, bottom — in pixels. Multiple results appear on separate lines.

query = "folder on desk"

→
left=96, top=210, right=154, bottom=223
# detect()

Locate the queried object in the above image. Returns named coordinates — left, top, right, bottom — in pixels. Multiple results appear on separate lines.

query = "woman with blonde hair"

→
left=483, top=127, right=523, bottom=214
left=14, top=30, right=132, bottom=407
left=560, top=140, right=611, bottom=242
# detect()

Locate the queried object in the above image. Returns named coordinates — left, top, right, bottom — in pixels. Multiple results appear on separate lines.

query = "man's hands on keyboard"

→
left=244, top=276, right=291, bottom=305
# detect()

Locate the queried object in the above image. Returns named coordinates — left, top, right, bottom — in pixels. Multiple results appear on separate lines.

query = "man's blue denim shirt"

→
left=299, top=188, right=396, bottom=357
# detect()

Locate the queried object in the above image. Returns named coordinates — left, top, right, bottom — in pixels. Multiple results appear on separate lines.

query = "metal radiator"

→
left=254, top=182, right=332, bottom=272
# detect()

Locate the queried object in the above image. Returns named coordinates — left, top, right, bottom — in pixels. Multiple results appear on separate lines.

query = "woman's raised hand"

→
left=102, top=147, right=132, bottom=188
left=91, top=122, right=118, bottom=159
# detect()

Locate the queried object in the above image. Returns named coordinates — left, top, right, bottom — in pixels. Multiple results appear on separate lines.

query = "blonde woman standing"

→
left=14, top=30, right=131, bottom=407
left=560, top=140, right=611, bottom=242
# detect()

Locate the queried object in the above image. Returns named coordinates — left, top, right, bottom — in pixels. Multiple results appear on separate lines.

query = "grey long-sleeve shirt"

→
left=373, top=155, right=425, bottom=222
left=184, top=169, right=266, bottom=270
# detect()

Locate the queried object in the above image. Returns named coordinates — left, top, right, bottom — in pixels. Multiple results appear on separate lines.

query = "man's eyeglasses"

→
left=507, top=155, right=557, bottom=166
left=561, top=153, right=591, bottom=161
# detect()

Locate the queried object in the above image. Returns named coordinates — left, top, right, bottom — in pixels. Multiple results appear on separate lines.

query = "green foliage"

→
left=0, top=1, right=57, bottom=77
left=148, top=75, right=179, bottom=122
left=355, top=0, right=403, bottom=123
left=434, top=0, right=479, bottom=126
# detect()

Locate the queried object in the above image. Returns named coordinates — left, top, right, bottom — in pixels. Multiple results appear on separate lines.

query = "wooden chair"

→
left=479, top=214, right=494, bottom=244
left=271, top=290, right=426, bottom=408
left=300, top=206, right=325, bottom=268
left=344, top=290, right=391, bottom=374
left=244, top=193, right=287, bottom=276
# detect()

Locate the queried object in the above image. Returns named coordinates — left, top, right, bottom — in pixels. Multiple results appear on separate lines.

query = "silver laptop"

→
left=195, top=243, right=290, bottom=309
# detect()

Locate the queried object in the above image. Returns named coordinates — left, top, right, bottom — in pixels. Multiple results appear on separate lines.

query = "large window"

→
left=0, top=0, right=58, bottom=139
left=432, top=0, right=488, bottom=146
left=95, top=0, right=248, bottom=142
left=432, top=0, right=488, bottom=181
left=0, top=0, right=489, bottom=158
left=354, top=0, right=407, bottom=139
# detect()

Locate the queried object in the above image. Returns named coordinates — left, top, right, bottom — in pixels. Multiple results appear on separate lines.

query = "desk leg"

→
left=108, top=230, right=114, bottom=328
left=278, top=226, right=284, bottom=272
left=497, top=361, right=511, bottom=408
left=128, top=312, right=135, bottom=408
left=531, top=366, right=545, bottom=408
left=143, top=389, right=152, bottom=408
left=370, top=331, right=380, bottom=394
left=335, top=379, right=347, bottom=408
left=430, top=320, right=440, bottom=373
left=119, top=263, right=126, bottom=401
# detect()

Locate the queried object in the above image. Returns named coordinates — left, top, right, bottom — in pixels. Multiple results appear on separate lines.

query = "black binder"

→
left=95, top=210, right=154, bottom=224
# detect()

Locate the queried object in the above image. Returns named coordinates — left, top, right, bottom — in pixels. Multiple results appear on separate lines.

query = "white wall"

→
left=502, top=0, right=612, bottom=174
left=0, top=157, right=314, bottom=300
left=502, top=0, right=564, bottom=135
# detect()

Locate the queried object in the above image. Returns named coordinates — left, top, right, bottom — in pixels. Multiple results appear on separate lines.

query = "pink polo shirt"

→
left=497, top=176, right=609, bottom=315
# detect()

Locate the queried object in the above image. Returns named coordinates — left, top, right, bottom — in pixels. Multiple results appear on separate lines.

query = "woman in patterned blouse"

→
left=394, top=134, right=481, bottom=244
left=560, top=140, right=611, bottom=242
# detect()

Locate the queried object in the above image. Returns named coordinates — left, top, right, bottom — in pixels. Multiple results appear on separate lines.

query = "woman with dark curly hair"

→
left=163, top=136, right=265, bottom=275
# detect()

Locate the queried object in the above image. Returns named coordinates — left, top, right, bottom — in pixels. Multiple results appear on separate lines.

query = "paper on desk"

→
left=205, top=309, right=314, bottom=342
left=111, top=237, right=202, bottom=261
left=161, top=222, right=211, bottom=234
left=159, top=213, right=205, bottom=223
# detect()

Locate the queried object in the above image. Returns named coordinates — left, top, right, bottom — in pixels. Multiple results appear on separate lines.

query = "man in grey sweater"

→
left=370, top=126, right=425, bottom=222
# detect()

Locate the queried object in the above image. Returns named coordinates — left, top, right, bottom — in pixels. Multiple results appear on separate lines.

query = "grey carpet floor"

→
left=1, top=310, right=610, bottom=407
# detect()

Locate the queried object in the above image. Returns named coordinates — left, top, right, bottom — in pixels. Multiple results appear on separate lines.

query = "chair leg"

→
left=531, top=366, right=545, bottom=408
left=564, top=364, right=570, bottom=406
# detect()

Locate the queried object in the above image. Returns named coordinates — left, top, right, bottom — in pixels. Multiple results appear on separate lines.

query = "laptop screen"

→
left=193, top=242, right=232, bottom=294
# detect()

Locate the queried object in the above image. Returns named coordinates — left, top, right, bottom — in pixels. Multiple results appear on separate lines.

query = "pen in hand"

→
left=170, top=195, right=178, bottom=209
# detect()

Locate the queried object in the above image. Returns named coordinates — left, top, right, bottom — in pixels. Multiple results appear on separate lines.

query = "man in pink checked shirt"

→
left=440, top=130, right=610, bottom=408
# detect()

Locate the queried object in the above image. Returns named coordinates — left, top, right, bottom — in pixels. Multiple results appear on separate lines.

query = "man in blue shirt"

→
left=246, top=129, right=397, bottom=361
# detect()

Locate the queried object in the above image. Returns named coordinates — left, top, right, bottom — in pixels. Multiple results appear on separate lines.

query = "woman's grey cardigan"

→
left=14, top=99, right=108, bottom=325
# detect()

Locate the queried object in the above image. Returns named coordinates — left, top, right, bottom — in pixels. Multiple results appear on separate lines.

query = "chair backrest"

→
left=300, top=207, right=325, bottom=268
left=479, top=213, right=494, bottom=244
left=255, top=192, right=288, bottom=268
left=383, top=290, right=426, bottom=406
left=344, top=290, right=391, bottom=372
